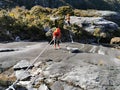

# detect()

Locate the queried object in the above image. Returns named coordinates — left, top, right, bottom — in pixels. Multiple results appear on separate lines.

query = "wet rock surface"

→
left=0, top=42, right=120, bottom=90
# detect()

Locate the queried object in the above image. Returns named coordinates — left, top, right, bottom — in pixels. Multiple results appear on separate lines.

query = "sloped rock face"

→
left=70, top=16, right=118, bottom=33
left=97, top=11, right=120, bottom=26
left=12, top=56, right=120, bottom=90
left=13, top=60, right=33, bottom=70
left=97, top=11, right=120, bottom=20
left=4, top=42, right=120, bottom=90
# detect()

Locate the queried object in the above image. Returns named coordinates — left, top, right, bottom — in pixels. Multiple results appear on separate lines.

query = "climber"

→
left=52, top=27, right=61, bottom=49
left=65, top=14, right=74, bottom=43
left=65, top=13, right=71, bottom=26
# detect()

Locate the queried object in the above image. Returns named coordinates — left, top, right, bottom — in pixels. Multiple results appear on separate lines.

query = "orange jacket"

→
left=53, top=28, right=61, bottom=39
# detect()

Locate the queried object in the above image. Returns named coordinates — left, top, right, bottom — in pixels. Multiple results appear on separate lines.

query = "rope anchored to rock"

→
left=6, top=39, right=54, bottom=90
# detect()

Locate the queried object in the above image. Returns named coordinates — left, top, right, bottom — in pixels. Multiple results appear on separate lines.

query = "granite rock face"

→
left=13, top=60, right=33, bottom=70
left=70, top=16, right=119, bottom=33
left=4, top=42, right=120, bottom=90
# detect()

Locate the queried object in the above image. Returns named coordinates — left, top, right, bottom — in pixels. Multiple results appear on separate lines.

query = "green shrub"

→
left=27, top=25, right=45, bottom=41
left=112, top=29, right=120, bottom=37
left=74, top=9, right=100, bottom=17
left=63, top=24, right=92, bottom=42
left=53, top=6, right=74, bottom=16
left=30, top=5, right=50, bottom=16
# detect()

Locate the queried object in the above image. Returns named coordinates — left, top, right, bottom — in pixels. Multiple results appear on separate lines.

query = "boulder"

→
left=66, top=46, right=80, bottom=53
left=97, top=11, right=120, bottom=20
left=13, top=60, right=33, bottom=71
left=38, top=84, right=49, bottom=90
left=50, top=81, right=64, bottom=90
left=15, top=70, right=31, bottom=81
left=110, top=37, right=120, bottom=44
left=70, top=16, right=118, bottom=33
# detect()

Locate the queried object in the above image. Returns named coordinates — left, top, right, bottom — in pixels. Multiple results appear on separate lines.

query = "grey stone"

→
left=63, top=84, right=82, bottom=90
left=110, top=37, right=120, bottom=44
left=97, top=11, right=120, bottom=20
left=66, top=46, right=80, bottom=53
left=26, top=84, right=37, bottom=90
left=13, top=60, right=33, bottom=70
left=1, top=42, right=120, bottom=90
left=50, top=81, right=64, bottom=90
left=70, top=16, right=119, bottom=33
left=0, top=86, right=5, bottom=90
left=15, top=70, right=31, bottom=80
left=38, top=84, right=49, bottom=90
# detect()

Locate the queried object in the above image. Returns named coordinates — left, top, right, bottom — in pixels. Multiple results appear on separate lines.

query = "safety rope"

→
left=66, top=24, right=74, bottom=43
left=64, top=16, right=74, bottom=43
left=69, top=30, right=74, bottom=43
left=6, top=40, right=53, bottom=90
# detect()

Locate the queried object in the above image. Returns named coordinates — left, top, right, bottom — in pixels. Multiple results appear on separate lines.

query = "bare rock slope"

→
left=0, top=42, right=120, bottom=90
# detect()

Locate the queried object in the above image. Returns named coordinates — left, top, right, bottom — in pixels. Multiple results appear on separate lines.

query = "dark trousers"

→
left=54, top=37, right=60, bottom=47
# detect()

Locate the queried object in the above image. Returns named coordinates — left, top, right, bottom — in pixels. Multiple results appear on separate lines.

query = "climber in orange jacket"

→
left=52, top=27, right=61, bottom=49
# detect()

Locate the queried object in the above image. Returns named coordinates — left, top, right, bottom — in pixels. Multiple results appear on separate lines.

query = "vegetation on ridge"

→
left=0, top=5, right=119, bottom=43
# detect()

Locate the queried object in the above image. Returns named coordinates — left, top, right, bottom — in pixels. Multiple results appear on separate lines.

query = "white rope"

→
left=68, top=25, right=74, bottom=43
left=6, top=40, right=53, bottom=90
left=69, top=32, right=74, bottom=43
left=6, top=85, right=15, bottom=90
left=64, top=19, right=74, bottom=43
